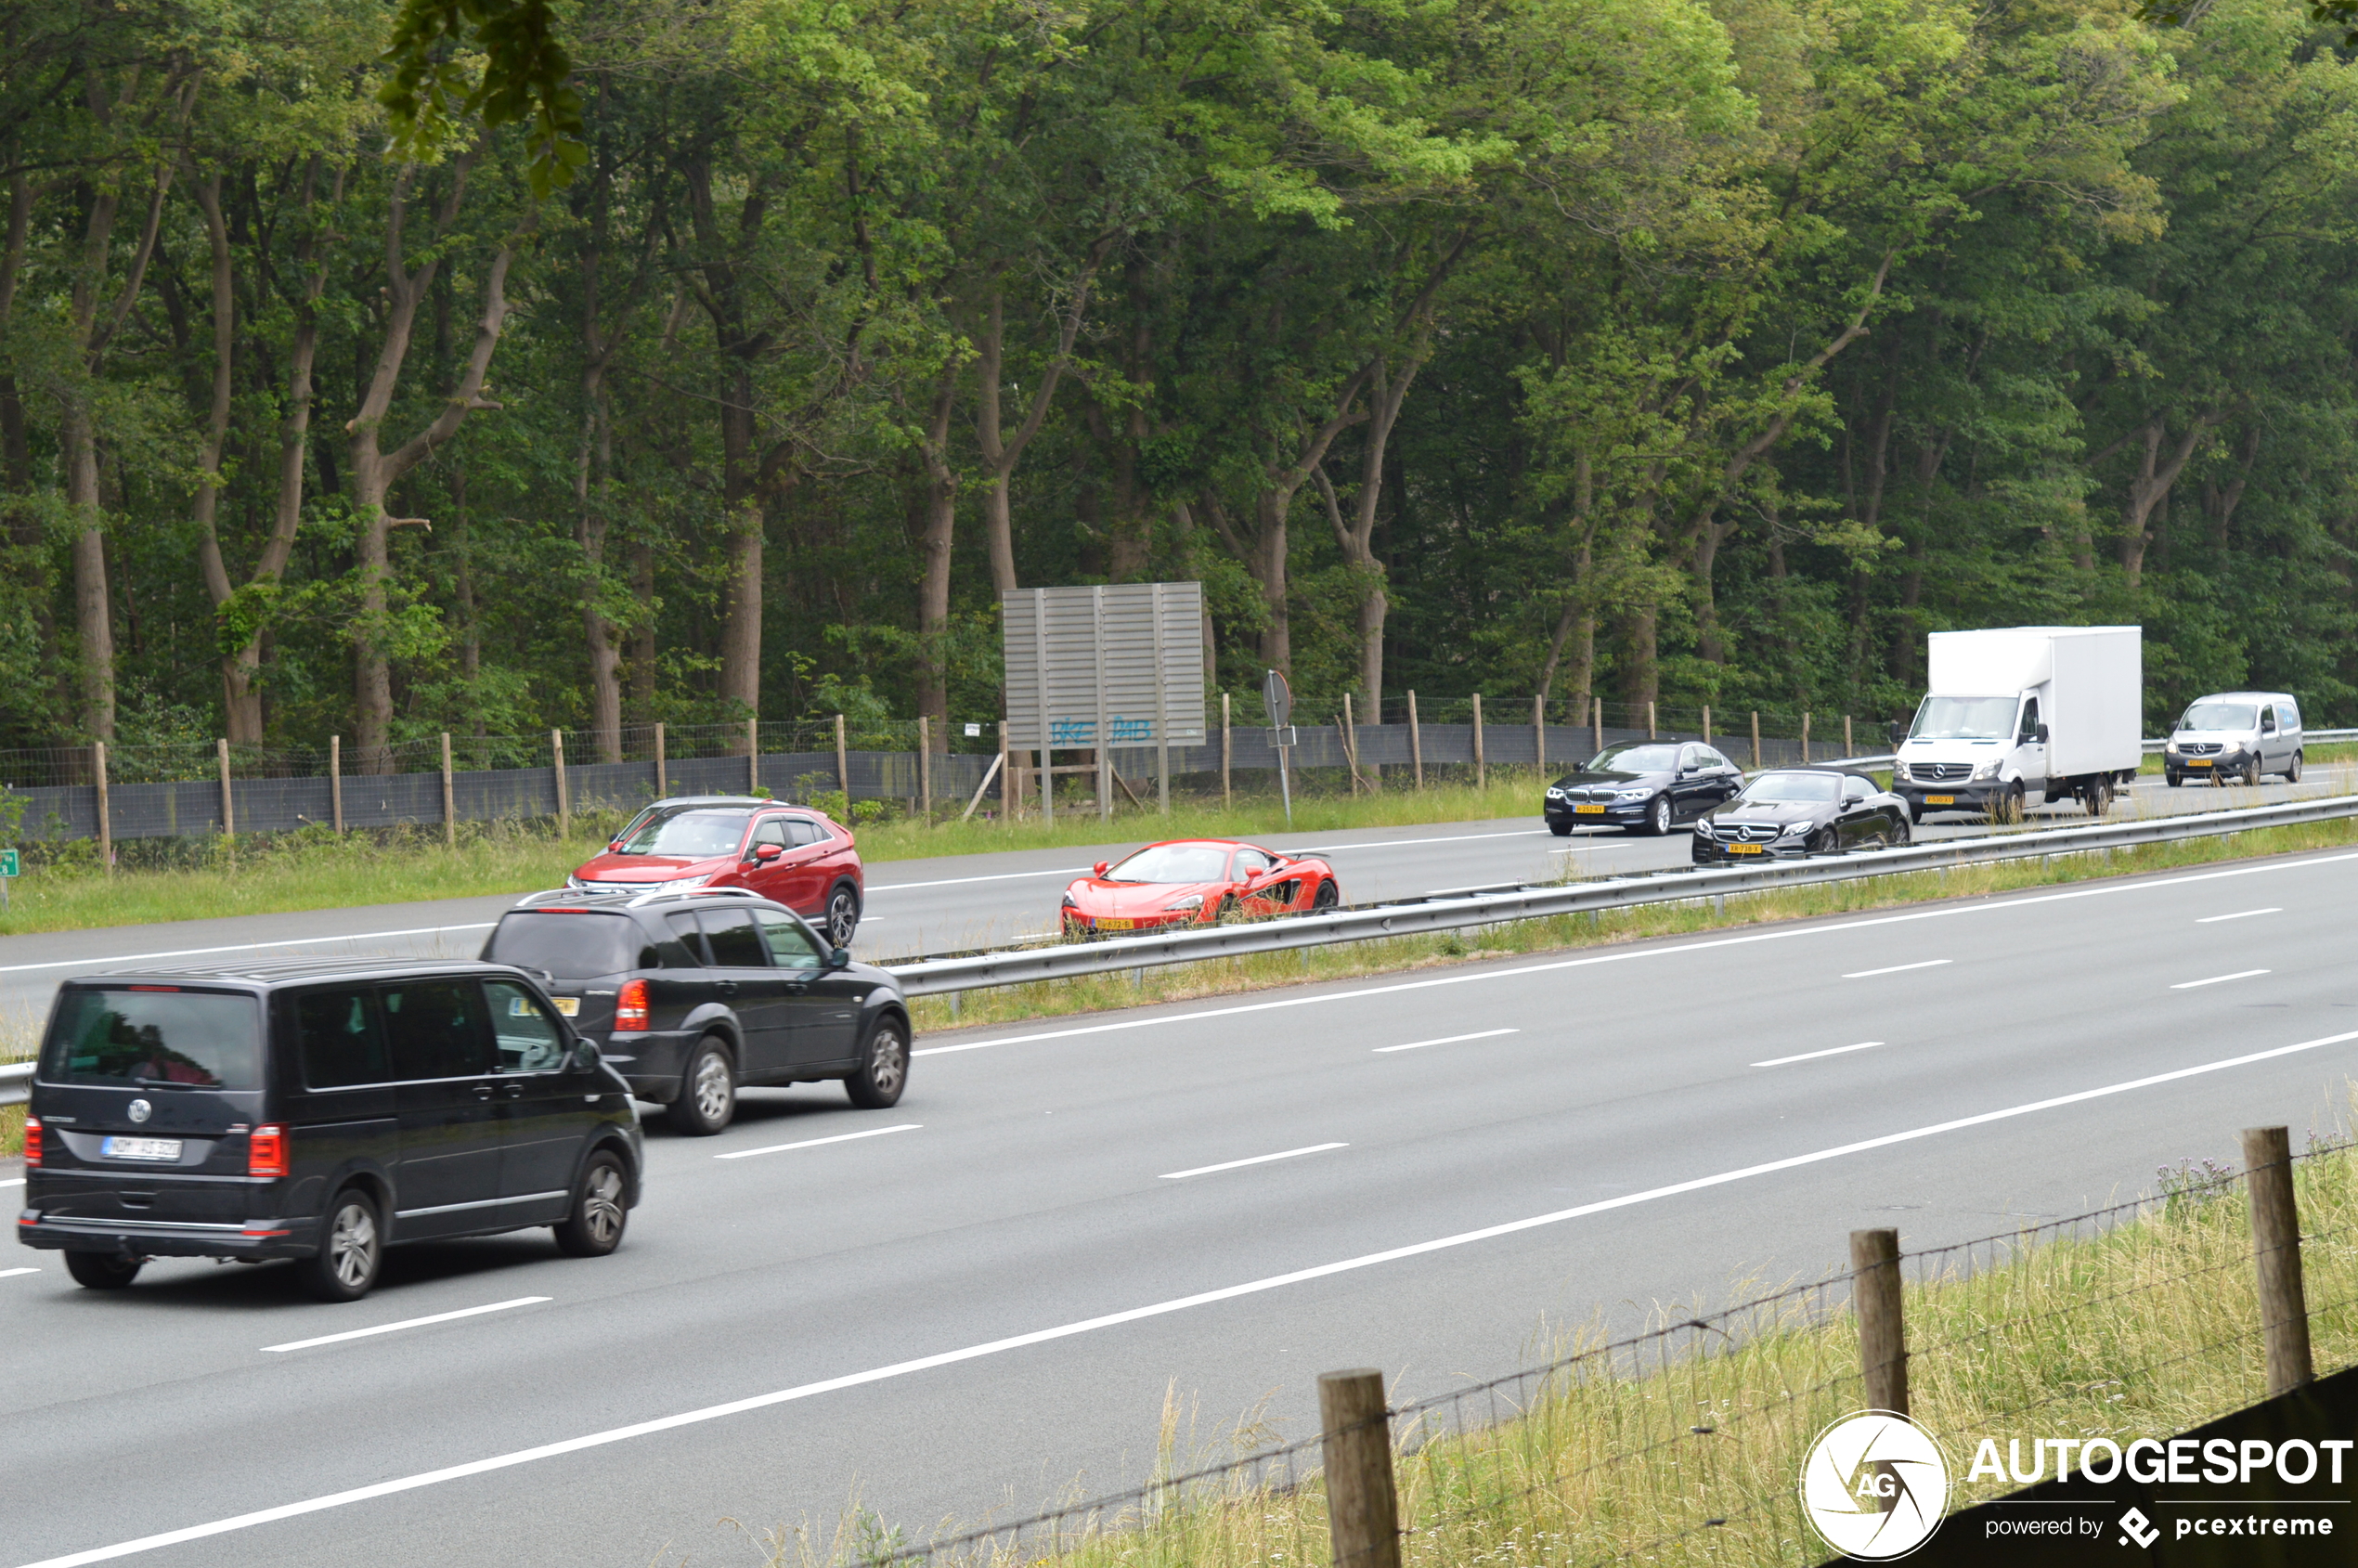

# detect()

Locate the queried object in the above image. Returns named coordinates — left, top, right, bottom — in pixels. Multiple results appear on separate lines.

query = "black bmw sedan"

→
left=1690, top=768, right=1911, bottom=863
left=1544, top=740, right=1746, bottom=836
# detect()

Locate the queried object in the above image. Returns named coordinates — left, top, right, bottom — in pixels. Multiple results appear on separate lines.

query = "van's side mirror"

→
left=2036, top=723, right=2050, bottom=744
left=1886, top=720, right=1906, bottom=748
left=824, top=946, right=852, bottom=970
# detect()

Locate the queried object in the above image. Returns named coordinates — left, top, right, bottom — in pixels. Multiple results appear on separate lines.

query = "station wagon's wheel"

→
left=298, top=1187, right=382, bottom=1302
left=553, top=1150, right=630, bottom=1257
left=1313, top=878, right=1341, bottom=913
left=64, top=1251, right=141, bottom=1290
left=846, top=1015, right=910, bottom=1109
left=668, top=1037, right=736, bottom=1135
left=823, top=883, right=862, bottom=948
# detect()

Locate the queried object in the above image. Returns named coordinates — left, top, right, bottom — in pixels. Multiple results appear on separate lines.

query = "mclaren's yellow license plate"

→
left=1727, top=842, right=1764, bottom=855
left=1925, top=794, right=1955, bottom=805
left=2187, top=758, right=2212, bottom=768
left=1574, top=804, right=1606, bottom=815
left=1097, top=917, right=1135, bottom=930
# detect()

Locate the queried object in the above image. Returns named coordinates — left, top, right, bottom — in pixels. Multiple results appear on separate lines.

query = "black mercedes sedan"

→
left=1690, top=768, right=1911, bottom=863
left=1544, top=740, right=1746, bottom=836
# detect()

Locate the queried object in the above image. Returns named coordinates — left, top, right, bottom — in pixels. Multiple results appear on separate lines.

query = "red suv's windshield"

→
left=615, top=808, right=753, bottom=858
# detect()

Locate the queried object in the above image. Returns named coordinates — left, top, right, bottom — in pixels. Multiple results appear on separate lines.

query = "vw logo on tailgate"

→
left=127, top=1098, right=151, bottom=1123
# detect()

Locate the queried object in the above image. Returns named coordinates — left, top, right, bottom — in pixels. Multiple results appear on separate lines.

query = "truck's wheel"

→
left=2082, top=779, right=2112, bottom=818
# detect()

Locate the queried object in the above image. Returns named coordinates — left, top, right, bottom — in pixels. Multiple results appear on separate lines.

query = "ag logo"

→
left=127, top=1098, right=151, bottom=1124
left=1799, top=1410, right=1950, bottom=1559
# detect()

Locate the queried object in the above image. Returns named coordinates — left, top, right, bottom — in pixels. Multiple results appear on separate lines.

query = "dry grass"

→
left=746, top=1134, right=2358, bottom=1568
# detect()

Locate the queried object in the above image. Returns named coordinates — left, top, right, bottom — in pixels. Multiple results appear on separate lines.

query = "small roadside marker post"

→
left=0, top=847, right=16, bottom=912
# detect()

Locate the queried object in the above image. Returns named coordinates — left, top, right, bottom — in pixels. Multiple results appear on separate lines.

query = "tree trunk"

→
left=183, top=174, right=251, bottom=738
left=914, top=364, right=959, bottom=725
left=2118, top=413, right=2221, bottom=590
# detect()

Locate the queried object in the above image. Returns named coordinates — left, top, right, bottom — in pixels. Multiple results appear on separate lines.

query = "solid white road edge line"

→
left=30, top=1023, right=2358, bottom=1568
left=715, top=1124, right=922, bottom=1160
left=1843, top=960, right=1951, bottom=979
left=2196, top=908, right=2282, bottom=923
left=915, top=849, right=2358, bottom=1058
left=260, top=1297, right=552, bottom=1354
left=2170, top=969, right=2271, bottom=990
left=0, top=1266, right=38, bottom=1279
left=1754, top=1042, right=1886, bottom=1068
left=1374, top=1029, right=1520, bottom=1055
left=0, top=922, right=501, bottom=975
left=1159, top=1143, right=1348, bottom=1180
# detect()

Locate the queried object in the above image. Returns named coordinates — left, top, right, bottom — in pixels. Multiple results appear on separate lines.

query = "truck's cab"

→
left=1894, top=689, right=2049, bottom=823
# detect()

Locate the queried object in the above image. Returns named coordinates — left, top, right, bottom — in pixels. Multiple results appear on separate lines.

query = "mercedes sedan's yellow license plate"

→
left=1925, top=794, right=1955, bottom=805
left=1728, top=842, right=1764, bottom=855
left=1574, top=804, right=1606, bottom=815
left=1098, top=917, right=1134, bottom=930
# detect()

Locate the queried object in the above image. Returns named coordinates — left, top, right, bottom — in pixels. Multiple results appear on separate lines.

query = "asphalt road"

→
left=1, top=767, right=2345, bottom=1038
left=8, top=828, right=2358, bottom=1567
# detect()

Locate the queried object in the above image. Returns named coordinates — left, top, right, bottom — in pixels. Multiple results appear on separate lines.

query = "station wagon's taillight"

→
left=615, top=978, right=650, bottom=1031
left=21, top=1117, right=37, bottom=1168
left=248, top=1124, right=287, bottom=1178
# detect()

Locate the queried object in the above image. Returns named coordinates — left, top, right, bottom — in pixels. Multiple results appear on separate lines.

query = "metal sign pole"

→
left=1263, top=669, right=1295, bottom=827
left=1031, top=590, right=1053, bottom=824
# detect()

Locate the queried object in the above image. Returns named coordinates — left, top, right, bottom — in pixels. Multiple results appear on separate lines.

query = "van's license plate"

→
left=101, top=1136, right=181, bottom=1162
left=2188, top=758, right=2212, bottom=768
left=1925, top=794, right=1955, bottom=805
left=551, top=996, right=580, bottom=1017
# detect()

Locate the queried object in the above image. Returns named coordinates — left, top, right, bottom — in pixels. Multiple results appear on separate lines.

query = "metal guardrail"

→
left=2142, top=727, right=2358, bottom=754
left=886, top=790, right=2358, bottom=997
left=2, top=1060, right=29, bottom=1108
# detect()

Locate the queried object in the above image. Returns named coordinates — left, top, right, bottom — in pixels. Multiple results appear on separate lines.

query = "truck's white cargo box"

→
left=1925, top=626, right=2142, bottom=778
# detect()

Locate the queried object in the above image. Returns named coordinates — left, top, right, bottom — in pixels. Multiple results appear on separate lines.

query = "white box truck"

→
left=1893, top=626, right=2142, bottom=823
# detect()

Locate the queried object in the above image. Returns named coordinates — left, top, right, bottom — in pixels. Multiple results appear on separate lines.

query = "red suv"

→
left=569, top=796, right=866, bottom=946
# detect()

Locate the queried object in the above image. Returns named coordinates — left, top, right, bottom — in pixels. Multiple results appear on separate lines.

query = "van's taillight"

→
left=22, top=1117, right=38, bottom=1167
left=615, top=978, right=650, bottom=1030
left=248, top=1124, right=287, bottom=1178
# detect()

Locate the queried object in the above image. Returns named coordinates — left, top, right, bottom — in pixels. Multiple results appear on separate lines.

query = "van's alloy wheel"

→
left=846, top=1017, right=909, bottom=1109
left=668, top=1040, right=735, bottom=1135
left=554, top=1152, right=628, bottom=1257
left=298, top=1188, right=382, bottom=1302
left=2289, top=750, right=2303, bottom=783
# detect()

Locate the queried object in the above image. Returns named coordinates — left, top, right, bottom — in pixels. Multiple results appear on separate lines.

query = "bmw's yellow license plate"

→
left=1097, top=917, right=1134, bottom=930
left=2187, top=758, right=2211, bottom=768
left=1574, top=804, right=1606, bottom=815
left=1925, top=794, right=1955, bottom=805
left=1728, top=843, right=1764, bottom=855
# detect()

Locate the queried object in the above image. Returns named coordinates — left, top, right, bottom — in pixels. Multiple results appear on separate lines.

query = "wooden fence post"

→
left=654, top=722, right=667, bottom=799
left=1592, top=697, right=1603, bottom=758
left=1703, top=705, right=1711, bottom=745
left=746, top=716, right=759, bottom=795
left=94, top=741, right=110, bottom=874
left=1852, top=1227, right=1908, bottom=1418
left=551, top=730, right=570, bottom=838
left=918, top=715, right=931, bottom=823
left=217, top=738, right=235, bottom=849
left=1343, top=693, right=1360, bottom=795
left=2244, top=1125, right=2314, bottom=1396
left=1318, top=1369, right=1402, bottom=1568
left=1472, top=693, right=1485, bottom=789
left=1534, top=693, right=1545, bottom=772
left=1750, top=711, right=1761, bottom=769
left=1845, top=714, right=1854, bottom=757
left=1648, top=700, right=1656, bottom=740
left=440, top=732, right=456, bottom=849
left=999, top=721, right=1012, bottom=821
left=836, top=713, right=850, bottom=808
left=330, top=735, right=343, bottom=834
left=1802, top=711, right=1811, bottom=764
left=1222, top=692, right=1234, bottom=809
left=1407, top=691, right=1423, bottom=790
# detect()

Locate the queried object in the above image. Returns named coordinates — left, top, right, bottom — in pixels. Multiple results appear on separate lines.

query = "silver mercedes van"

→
left=2162, top=692, right=2303, bottom=786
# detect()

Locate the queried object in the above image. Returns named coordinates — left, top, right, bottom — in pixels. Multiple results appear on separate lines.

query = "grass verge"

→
left=750, top=1126, right=2358, bottom=1568
left=907, top=810, right=2358, bottom=1037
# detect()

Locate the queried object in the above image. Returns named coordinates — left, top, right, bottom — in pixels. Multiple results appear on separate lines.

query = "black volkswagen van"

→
left=16, top=958, right=643, bottom=1302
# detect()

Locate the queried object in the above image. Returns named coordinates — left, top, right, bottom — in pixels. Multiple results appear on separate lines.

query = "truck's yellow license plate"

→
left=1925, top=794, right=1955, bottom=805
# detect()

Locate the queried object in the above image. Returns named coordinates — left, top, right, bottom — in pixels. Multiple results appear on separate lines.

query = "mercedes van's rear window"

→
left=485, top=912, right=657, bottom=978
left=42, top=987, right=263, bottom=1091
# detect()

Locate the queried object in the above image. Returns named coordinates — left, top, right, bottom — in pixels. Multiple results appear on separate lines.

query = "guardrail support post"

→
left=330, top=735, right=343, bottom=834
left=654, top=722, right=667, bottom=799
left=1319, top=1369, right=1401, bottom=1568
left=2244, top=1125, right=2313, bottom=1397
left=440, top=732, right=456, bottom=849
left=1472, top=693, right=1485, bottom=788
left=1408, top=691, right=1422, bottom=790
left=552, top=729, right=570, bottom=838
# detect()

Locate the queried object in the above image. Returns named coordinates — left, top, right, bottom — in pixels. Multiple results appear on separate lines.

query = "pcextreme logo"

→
left=1800, top=1410, right=1953, bottom=1560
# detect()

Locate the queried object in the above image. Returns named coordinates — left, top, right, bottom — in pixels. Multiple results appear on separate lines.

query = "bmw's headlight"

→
left=1613, top=788, right=1651, bottom=801
left=1166, top=894, right=1204, bottom=912
left=1970, top=759, right=2002, bottom=781
left=1546, top=787, right=1566, bottom=801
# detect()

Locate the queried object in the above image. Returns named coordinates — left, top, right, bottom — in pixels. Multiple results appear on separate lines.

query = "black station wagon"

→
left=480, top=888, right=913, bottom=1135
left=18, top=959, right=642, bottom=1302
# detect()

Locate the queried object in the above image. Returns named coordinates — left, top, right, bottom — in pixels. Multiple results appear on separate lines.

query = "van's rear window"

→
left=485, top=912, right=657, bottom=978
left=42, top=988, right=263, bottom=1091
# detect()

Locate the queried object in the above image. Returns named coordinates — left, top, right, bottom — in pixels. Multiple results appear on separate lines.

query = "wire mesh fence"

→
left=844, top=1132, right=2358, bottom=1568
